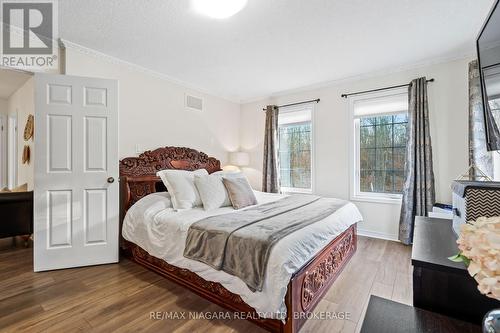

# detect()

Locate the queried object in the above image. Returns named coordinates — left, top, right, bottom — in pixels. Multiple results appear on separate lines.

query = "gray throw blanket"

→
left=184, top=195, right=348, bottom=292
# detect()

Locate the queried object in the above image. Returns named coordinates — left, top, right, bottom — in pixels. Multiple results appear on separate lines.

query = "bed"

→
left=119, top=146, right=361, bottom=333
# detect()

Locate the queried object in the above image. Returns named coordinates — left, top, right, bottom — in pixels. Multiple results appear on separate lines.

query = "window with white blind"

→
left=278, top=104, right=314, bottom=193
left=349, top=88, right=408, bottom=203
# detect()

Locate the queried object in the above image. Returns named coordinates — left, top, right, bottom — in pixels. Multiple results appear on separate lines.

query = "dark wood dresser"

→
left=411, top=216, right=499, bottom=324
left=0, top=191, right=33, bottom=239
left=360, top=295, right=480, bottom=333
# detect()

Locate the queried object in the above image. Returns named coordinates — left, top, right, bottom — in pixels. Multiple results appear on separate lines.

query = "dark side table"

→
left=411, top=216, right=499, bottom=324
left=360, top=295, right=480, bottom=333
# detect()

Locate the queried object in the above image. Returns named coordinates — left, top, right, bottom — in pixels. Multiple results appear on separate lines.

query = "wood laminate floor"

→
left=0, top=236, right=412, bottom=333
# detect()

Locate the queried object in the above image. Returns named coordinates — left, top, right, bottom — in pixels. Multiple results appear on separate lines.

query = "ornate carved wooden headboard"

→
left=119, top=146, right=221, bottom=246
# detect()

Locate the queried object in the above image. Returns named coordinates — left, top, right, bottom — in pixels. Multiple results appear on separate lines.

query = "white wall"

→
left=61, top=44, right=470, bottom=241
left=64, top=47, right=241, bottom=163
left=7, top=78, right=35, bottom=190
left=240, top=58, right=471, bottom=240
left=0, top=99, right=6, bottom=115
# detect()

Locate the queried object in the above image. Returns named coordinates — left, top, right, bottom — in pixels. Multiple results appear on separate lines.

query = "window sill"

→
left=281, top=187, right=313, bottom=195
left=350, top=194, right=402, bottom=205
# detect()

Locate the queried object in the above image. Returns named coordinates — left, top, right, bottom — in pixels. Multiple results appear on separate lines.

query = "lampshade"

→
left=229, top=151, right=249, bottom=166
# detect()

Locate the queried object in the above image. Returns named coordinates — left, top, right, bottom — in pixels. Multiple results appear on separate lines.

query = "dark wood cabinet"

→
left=0, top=191, right=33, bottom=238
left=411, top=216, right=499, bottom=324
left=360, top=295, right=480, bottom=333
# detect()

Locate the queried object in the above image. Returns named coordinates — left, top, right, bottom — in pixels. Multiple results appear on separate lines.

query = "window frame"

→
left=349, top=88, right=408, bottom=204
left=278, top=103, right=315, bottom=194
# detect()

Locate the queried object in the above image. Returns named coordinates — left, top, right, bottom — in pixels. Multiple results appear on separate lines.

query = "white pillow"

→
left=195, top=172, right=244, bottom=210
left=135, top=192, right=172, bottom=211
left=212, top=170, right=243, bottom=177
left=149, top=192, right=172, bottom=209
left=156, top=169, right=208, bottom=210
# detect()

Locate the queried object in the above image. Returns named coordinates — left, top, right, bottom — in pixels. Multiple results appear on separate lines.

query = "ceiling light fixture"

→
left=191, top=0, right=248, bottom=19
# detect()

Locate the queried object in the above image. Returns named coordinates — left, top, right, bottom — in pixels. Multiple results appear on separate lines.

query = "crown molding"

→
left=240, top=51, right=476, bottom=104
left=59, top=39, right=241, bottom=104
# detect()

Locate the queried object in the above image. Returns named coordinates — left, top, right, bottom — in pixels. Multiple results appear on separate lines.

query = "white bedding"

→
left=122, top=191, right=362, bottom=318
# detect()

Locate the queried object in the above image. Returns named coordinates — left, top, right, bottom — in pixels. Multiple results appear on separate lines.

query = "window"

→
left=350, top=89, right=408, bottom=202
left=278, top=105, right=313, bottom=193
left=359, top=114, right=408, bottom=193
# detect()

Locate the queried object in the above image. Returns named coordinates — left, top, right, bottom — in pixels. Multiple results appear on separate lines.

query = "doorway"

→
left=0, top=114, right=5, bottom=188
left=0, top=67, right=33, bottom=252
left=7, top=113, right=17, bottom=189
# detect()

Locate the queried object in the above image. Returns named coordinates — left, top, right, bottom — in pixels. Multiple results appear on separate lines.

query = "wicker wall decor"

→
left=23, top=114, right=34, bottom=141
left=22, top=145, right=30, bottom=164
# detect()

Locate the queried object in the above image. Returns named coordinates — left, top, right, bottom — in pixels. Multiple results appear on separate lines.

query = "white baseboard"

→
left=357, top=228, right=400, bottom=242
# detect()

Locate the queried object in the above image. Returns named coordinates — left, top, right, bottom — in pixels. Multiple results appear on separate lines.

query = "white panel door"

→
left=34, top=73, right=118, bottom=272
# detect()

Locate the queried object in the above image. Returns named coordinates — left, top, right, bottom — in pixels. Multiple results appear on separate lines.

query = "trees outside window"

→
left=358, top=114, right=408, bottom=194
left=278, top=105, right=313, bottom=193
left=279, top=122, right=311, bottom=190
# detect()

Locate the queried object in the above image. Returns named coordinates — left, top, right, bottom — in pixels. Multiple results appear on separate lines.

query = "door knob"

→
left=107, top=177, right=115, bottom=183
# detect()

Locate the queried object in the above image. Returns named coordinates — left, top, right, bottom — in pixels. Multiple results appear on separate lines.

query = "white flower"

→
left=457, top=216, right=500, bottom=301
left=468, top=262, right=481, bottom=276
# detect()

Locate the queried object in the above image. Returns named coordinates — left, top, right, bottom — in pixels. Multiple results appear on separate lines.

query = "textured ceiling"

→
left=59, top=0, right=494, bottom=102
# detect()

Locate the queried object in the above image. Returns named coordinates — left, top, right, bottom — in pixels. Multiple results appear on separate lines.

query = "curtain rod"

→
left=341, top=78, right=435, bottom=98
left=262, top=98, right=320, bottom=111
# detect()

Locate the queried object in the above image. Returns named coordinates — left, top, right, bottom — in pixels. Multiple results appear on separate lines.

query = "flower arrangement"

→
left=449, top=216, right=500, bottom=301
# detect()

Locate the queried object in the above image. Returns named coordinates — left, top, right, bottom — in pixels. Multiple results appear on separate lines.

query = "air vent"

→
left=185, top=94, right=203, bottom=111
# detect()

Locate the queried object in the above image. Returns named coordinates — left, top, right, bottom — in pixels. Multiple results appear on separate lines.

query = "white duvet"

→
left=122, top=191, right=362, bottom=318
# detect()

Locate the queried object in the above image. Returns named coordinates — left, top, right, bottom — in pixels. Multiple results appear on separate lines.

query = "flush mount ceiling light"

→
left=191, top=0, right=248, bottom=19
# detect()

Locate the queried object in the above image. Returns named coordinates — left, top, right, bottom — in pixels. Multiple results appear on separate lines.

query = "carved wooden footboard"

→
left=123, top=225, right=356, bottom=333
left=290, top=225, right=356, bottom=331
left=119, top=147, right=357, bottom=333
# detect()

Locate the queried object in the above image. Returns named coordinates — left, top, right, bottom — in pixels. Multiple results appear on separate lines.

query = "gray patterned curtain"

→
left=469, top=60, right=493, bottom=178
left=262, top=105, right=280, bottom=193
left=399, top=77, right=436, bottom=245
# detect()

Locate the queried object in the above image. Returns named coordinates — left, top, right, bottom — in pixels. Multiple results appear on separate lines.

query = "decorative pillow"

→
left=222, top=176, right=258, bottom=209
left=156, top=169, right=208, bottom=210
left=194, top=172, right=244, bottom=210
